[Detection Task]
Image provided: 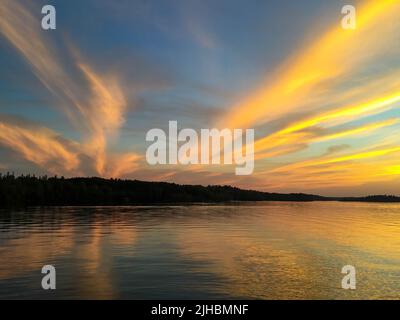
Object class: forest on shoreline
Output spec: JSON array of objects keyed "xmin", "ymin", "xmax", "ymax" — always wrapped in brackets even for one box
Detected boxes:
[{"xmin": 0, "ymin": 173, "xmax": 399, "ymax": 207}]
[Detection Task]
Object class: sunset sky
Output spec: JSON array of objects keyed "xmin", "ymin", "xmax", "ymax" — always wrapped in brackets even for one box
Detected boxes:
[{"xmin": 0, "ymin": 0, "xmax": 400, "ymax": 196}]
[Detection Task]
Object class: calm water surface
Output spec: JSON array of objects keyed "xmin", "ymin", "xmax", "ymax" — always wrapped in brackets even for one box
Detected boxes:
[{"xmin": 1, "ymin": 202, "xmax": 400, "ymax": 299}]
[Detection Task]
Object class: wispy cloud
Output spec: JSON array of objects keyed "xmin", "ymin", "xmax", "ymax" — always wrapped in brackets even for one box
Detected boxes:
[
  {"xmin": 0, "ymin": 0, "xmax": 138, "ymax": 177},
  {"xmin": 221, "ymin": 0, "xmax": 400, "ymax": 129},
  {"xmin": 0, "ymin": 117, "xmax": 80, "ymax": 174},
  {"xmin": 77, "ymin": 63, "xmax": 127, "ymax": 175},
  {"xmin": 214, "ymin": 0, "xmax": 400, "ymax": 193}
]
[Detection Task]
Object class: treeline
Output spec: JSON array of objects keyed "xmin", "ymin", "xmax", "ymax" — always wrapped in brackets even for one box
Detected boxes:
[
  {"xmin": 338, "ymin": 195, "xmax": 400, "ymax": 203},
  {"xmin": 0, "ymin": 173, "xmax": 325, "ymax": 207},
  {"xmin": 0, "ymin": 173, "xmax": 399, "ymax": 207}
]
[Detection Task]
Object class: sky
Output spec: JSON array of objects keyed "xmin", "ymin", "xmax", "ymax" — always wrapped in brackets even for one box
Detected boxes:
[{"xmin": 0, "ymin": 0, "xmax": 399, "ymax": 196}]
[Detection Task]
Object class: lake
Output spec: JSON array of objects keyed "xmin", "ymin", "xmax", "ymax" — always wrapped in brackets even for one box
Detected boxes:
[{"xmin": 0, "ymin": 201, "xmax": 400, "ymax": 299}]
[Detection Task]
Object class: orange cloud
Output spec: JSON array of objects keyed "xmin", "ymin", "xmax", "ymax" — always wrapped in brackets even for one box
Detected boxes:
[
  {"xmin": 254, "ymin": 109, "xmax": 400, "ymax": 158},
  {"xmin": 221, "ymin": 0, "xmax": 400, "ymax": 129},
  {"xmin": 106, "ymin": 152, "xmax": 141, "ymax": 178},
  {"xmin": 77, "ymin": 64, "xmax": 128, "ymax": 176},
  {"xmin": 0, "ymin": 120, "xmax": 80, "ymax": 174}
]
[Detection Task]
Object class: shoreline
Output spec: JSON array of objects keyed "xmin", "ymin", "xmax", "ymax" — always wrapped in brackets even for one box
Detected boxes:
[{"xmin": 1, "ymin": 174, "xmax": 399, "ymax": 207}]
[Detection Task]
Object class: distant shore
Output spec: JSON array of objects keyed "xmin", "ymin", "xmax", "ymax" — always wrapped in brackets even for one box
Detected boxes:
[{"xmin": 0, "ymin": 174, "xmax": 399, "ymax": 207}]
